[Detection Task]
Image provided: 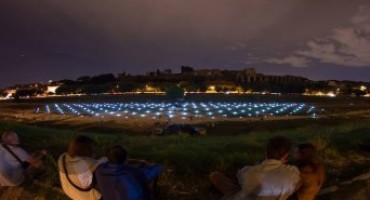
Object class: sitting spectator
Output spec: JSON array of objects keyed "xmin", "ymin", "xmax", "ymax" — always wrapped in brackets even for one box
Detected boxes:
[
  {"xmin": 293, "ymin": 143, "xmax": 325, "ymax": 200},
  {"xmin": 95, "ymin": 145, "xmax": 162, "ymax": 200},
  {"xmin": 210, "ymin": 136, "xmax": 301, "ymax": 200},
  {"xmin": 0, "ymin": 131, "xmax": 46, "ymax": 186},
  {"xmin": 58, "ymin": 135, "xmax": 106, "ymax": 200}
]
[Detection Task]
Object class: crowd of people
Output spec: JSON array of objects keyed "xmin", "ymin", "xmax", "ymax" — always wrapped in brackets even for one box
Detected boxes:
[{"xmin": 0, "ymin": 131, "xmax": 325, "ymax": 200}]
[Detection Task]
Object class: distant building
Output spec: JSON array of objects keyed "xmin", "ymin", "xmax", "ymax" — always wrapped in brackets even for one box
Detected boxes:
[
  {"xmin": 140, "ymin": 67, "xmax": 309, "ymax": 86},
  {"xmin": 3, "ymin": 89, "xmax": 17, "ymax": 98},
  {"xmin": 193, "ymin": 69, "xmax": 222, "ymax": 77},
  {"xmin": 46, "ymin": 85, "xmax": 60, "ymax": 94},
  {"xmin": 207, "ymin": 81, "xmax": 237, "ymax": 92},
  {"xmin": 327, "ymin": 80, "xmax": 346, "ymax": 89},
  {"xmin": 237, "ymin": 68, "xmax": 308, "ymax": 84}
]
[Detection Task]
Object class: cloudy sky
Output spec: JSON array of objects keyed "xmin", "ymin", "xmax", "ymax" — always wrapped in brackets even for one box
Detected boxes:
[{"xmin": 0, "ymin": 0, "xmax": 370, "ymax": 88}]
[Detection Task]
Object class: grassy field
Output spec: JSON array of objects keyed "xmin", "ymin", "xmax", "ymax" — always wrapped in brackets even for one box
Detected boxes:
[
  {"xmin": 0, "ymin": 94, "xmax": 369, "ymax": 199},
  {"xmin": 1, "ymin": 117, "xmax": 370, "ymax": 199}
]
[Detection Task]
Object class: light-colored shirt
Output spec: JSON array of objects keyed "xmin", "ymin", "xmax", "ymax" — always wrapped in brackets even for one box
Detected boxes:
[
  {"xmin": 0, "ymin": 144, "xmax": 30, "ymax": 186},
  {"xmin": 57, "ymin": 153, "xmax": 107, "ymax": 200},
  {"xmin": 232, "ymin": 159, "xmax": 301, "ymax": 200}
]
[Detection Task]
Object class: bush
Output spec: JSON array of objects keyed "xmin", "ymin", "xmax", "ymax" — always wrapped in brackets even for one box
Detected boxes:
[{"xmin": 166, "ymin": 86, "xmax": 185, "ymax": 100}]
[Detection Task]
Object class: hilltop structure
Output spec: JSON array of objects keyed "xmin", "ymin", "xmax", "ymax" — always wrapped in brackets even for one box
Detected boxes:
[{"xmin": 118, "ymin": 67, "xmax": 308, "ymax": 84}]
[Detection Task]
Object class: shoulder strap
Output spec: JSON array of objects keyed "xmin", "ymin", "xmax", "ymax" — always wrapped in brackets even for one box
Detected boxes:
[
  {"xmin": 1, "ymin": 144, "xmax": 24, "ymax": 166},
  {"xmin": 62, "ymin": 154, "xmax": 96, "ymax": 192}
]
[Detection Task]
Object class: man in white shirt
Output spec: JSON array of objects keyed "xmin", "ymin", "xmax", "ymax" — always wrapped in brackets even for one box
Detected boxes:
[
  {"xmin": 0, "ymin": 131, "xmax": 45, "ymax": 186},
  {"xmin": 210, "ymin": 136, "xmax": 301, "ymax": 200}
]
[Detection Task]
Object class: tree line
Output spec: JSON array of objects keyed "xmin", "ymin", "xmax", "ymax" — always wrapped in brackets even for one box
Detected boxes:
[{"xmin": 2, "ymin": 72, "xmax": 368, "ymax": 98}]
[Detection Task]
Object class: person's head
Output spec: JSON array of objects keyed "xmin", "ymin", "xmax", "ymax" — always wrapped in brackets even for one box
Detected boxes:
[
  {"xmin": 293, "ymin": 143, "xmax": 317, "ymax": 162},
  {"xmin": 266, "ymin": 136, "xmax": 292, "ymax": 162},
  {"xmin": 293, "ymin": 143, "xmax": 320, "ymax": 171},
  {"xmin": 2, "ymin": 131, "xmax": 19, "ymax": 145},
  {"xmin": 67, "ymin": 135, "xmax": 96, "ymax": 158},
  {"xmin": 106, "ymin": 145, "xmax": 128, "ymax": 164}
]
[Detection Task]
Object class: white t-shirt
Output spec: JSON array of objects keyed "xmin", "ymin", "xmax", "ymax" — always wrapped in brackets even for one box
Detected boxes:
[
  {"xmin": 58, "ymin": 153, "xmax": 107, "ymax": 200},
  {"xmin": 0, "ymin": 144, "xmax": 30, "ymax": 186},
  {"xmin": 232, "ymin": 159, "xmax": 301, "ymax": 200}
]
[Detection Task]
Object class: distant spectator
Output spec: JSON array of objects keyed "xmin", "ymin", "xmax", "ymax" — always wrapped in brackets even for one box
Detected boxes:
[
  {"xmin": 210, "ymin": 136, "xmax": 301, "ymax": 200},
  {"xmin": 0, "ymin": 131, "xmax": 46, "ymax": 186},
  {"xmin": 293, "ymin": 143, "xmax": 325, "ymax": 200},
  {"xmin": 58, "ymin": 135, "xmax": 107, "ymax": 200},
  {"xmin": 95, "ymin": 145, "xmax": 162, "ymax": 200}
]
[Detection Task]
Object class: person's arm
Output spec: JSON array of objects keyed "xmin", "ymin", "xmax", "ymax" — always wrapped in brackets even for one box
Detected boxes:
[
  {"xmin": 26, "ymin": 149, "xmax": 47, "ymax": 168},
  {"xmin": 294, "ymin": 178, "xmax": 303, "ymax": 192},
  {"xmin": 317, "ymin": 165, "xmax": 325, "ymax": 188},
  {"xmin": 237, "ymin": 166, "xmax": 250, "ymax": 186},
  {"xmin": 88, "ymin": 157, "xmax": 108, "ymax": 172},
  {"xmin": 293, "ymin": 167, "xmax": 303, "ymax": 192},
  {"xmin": 138, "ymin": 164, "xmax": 163, "ymax": 182}
]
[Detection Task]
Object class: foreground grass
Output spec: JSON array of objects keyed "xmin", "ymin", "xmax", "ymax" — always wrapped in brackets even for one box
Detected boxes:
[{"xmin": 1, "ymin": 119, "xmax": 370, "ymax": 199}]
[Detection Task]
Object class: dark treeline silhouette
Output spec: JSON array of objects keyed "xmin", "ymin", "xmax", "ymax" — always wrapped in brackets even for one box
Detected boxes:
[{"xmin": 1, "ymin": 67, "xmax": 369, "ymax": 98}]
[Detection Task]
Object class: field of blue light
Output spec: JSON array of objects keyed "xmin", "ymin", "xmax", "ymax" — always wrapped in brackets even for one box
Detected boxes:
[{"xmin": 40, "ymin": 102, "xmax": 317, "ymax": 120}]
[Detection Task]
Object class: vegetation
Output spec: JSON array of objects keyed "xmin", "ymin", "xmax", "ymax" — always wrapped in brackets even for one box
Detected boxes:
[
  {"xmin": 1, "ymin": 118, "xmax": 370, "ymax": 199},
  {"xmin": 165, "ymin": 86, "xmax": 185, "ymax": 100}
]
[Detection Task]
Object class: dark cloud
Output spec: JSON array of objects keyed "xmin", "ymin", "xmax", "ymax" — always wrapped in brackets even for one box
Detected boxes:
[{"xmin": 0, "ymin": 0, "xmax": 369, "ymax": 88}]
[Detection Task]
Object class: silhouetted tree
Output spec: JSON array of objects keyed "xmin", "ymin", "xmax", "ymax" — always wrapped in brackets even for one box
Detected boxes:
[
  {"xmin": 166, "ymin": 86, "xmax": 185, "ymax": 100},
  {"xmin": 14, "ymin": 88, "xmax": 39, "ymax": 97},
  {"xmin": 80, "ymin": 83, "xmax": 115, "ymax": 94},
  {"xmin": 76, "ymin": 76, "xmax": 91, "ymax": 83},
  {"xmin": 181, "ymin": 66, "xmax": 194, "ymax": 74},
  {"xmin": 117, "ymin": 82, "xmax": 142, "ymax": 93},
  {"xmin": 56, "ymin": 85, "xmax": 78, "ymax": 95},
  {"xmin": 90, "ymin": 74, "xmax": 116, "ymax": 84},
  {"xmin": 191, "ymin": 76, "xmax": 207, "ymax": 92},
  {"xmin": 352, "ymin": 89, "xmax": 367, "ymax": 97}
]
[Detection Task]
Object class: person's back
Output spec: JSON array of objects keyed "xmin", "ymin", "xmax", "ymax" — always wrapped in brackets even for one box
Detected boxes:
[
  {"xmin": 297, "ymin": 164, "xmax": 324, "ymax": 200},
  {"xmin": 0, "ymin": 131, "xmax": 47, "ymax": 186},
  {"xmin": 58, "ymin": 153, "xmax": 102, "ymax": 200},
  {"xmin": 210, "ymin": 136, "xmax": 301, "ymax": 200},
  {"xmin": 58, "ymin": 135, "xmax": 105, "ymax": 200},
  {"xmin": 95, "ymin": 146, "xmax": 162, "ymax": 200},
  {"xmin": 234, "ymin": 159, "xmax": 300, "ymax": 200},
  {"xmin": 0, "ymin": 142, "xmax": 30, "ymax": 186},
  {"xmin": 293, "ymin": 143, "xmax": 325, "ymax": 200},
  {"xmin": 96, "ymin": 163, "xmax": 148, "ymax": 200}
]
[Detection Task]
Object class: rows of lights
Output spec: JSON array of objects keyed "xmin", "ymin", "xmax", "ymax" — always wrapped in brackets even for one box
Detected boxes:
[{"xmin": 40, "ymin": 102, "xmax": 317, "ymax": 120}]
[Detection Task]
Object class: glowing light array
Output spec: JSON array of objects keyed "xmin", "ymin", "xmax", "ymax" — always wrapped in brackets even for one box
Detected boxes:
[{"xmin": 41, "ymin": 102, "xmax": 317, "ymax": 120}]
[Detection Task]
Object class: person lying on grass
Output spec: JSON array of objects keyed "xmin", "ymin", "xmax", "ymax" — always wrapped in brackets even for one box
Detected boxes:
[
  {"xmin": 95, "ymin": 145, "xmax": 162, "ymax": 200},
  {"xmin": 0, "ymin": 131, "xmax": 47, "ymax": 186},
  {"xmin": 58, "ymin": 135, "xmax": 107, "ymax": 200},
  {"xmin": 210, "ymin": 136, "xmax": 302, "ymax": 200}
]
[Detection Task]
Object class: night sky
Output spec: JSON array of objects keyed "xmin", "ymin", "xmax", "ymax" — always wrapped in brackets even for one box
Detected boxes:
[{"xmin": 1, "ymin": 0, "xmax": 370, "ymax": 89}]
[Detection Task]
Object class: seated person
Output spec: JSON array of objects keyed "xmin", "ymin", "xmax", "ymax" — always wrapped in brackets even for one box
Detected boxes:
[
  {"xmin": 293, "ymin": 143, "xmax": 325, "ymax": 200},
  {"xmin": 0, "ymin": 131, "xmax": 46, "ymax": 186},
  {"xmin": 95, "ymin": 145, "xmax": 162, "ymax": 200},
  {"xmin": 58, "ymin": 135, "xmax": 107, "ymax": 200},
  {"xmin": 210, "ymin": 136, "xmax": 301, "ymax": 200}
]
